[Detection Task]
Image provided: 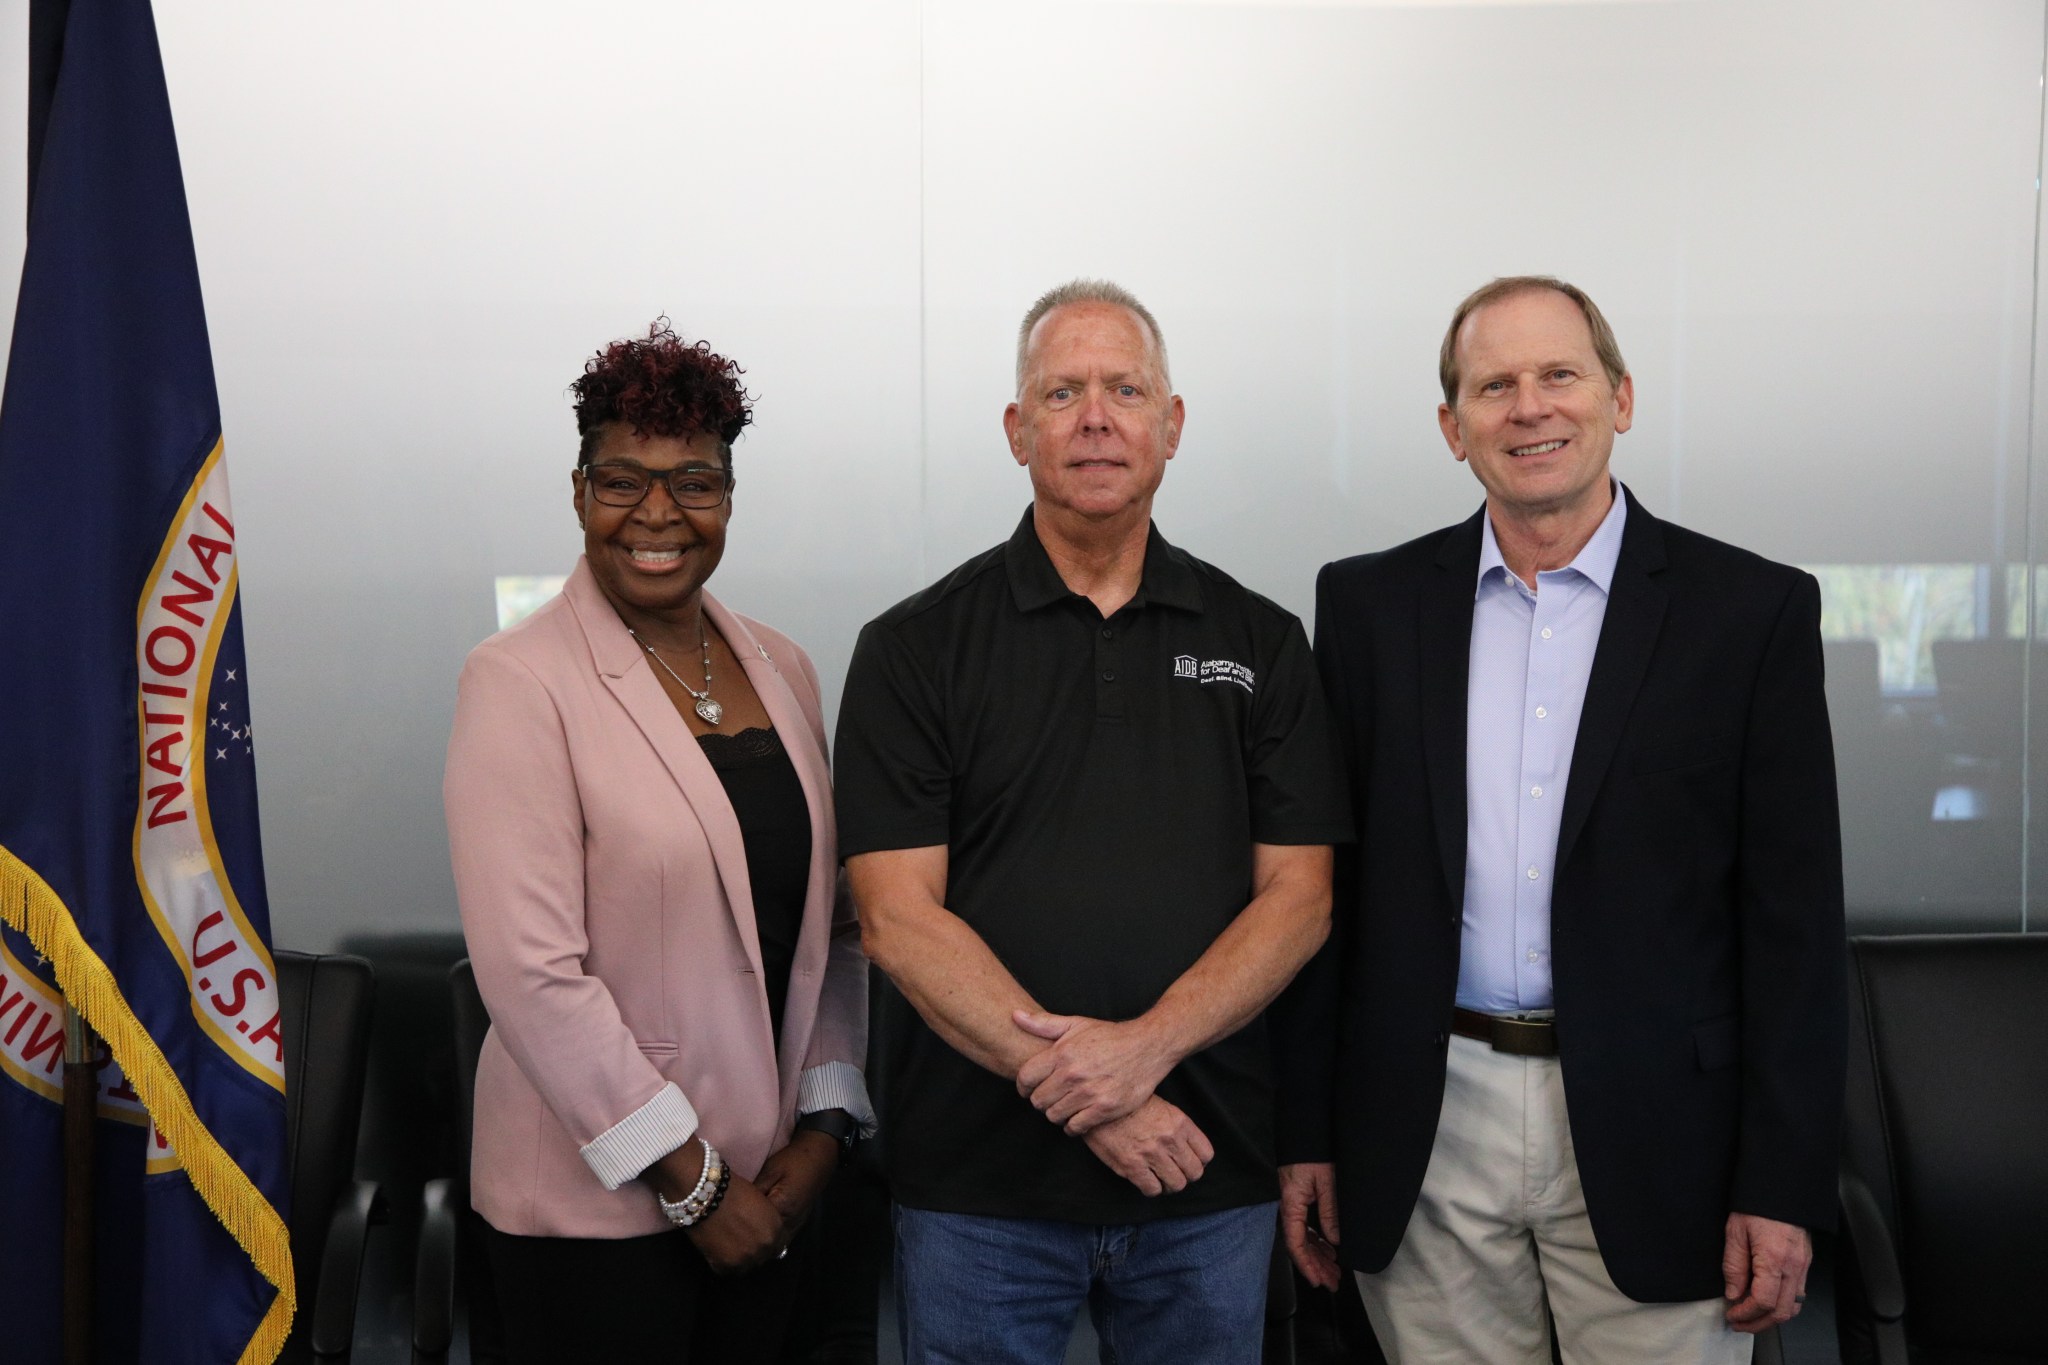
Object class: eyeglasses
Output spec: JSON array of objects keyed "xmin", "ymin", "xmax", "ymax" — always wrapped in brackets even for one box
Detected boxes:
[{"xmin": 578, "ymin": 462, "xmax": 734, "ymax": 509}]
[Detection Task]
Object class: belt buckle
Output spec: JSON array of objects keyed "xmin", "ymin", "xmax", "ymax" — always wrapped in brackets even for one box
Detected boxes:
[{"xmin": 1490, "ymin": 1012, "xmax": 1556, "ymax": 1058}]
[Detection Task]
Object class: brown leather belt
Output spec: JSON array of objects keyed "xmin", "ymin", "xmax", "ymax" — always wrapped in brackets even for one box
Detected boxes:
[{"xmin": 1451, "ymin": 1007, "xmax": 1558, "ymax": 1057}]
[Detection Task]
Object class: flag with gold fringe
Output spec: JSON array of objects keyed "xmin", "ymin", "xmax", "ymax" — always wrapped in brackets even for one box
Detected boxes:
[{"xmin": 0, "ymin": 0, "xmax": 294, "ymax": 1359}]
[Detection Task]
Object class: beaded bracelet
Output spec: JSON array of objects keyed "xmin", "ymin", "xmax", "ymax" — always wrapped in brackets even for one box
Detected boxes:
[
  {"xmin": 656, "ymin": 1137, "xmax": 726, "ymax": 1227},
  {"xmin": 694, "ymin": 1157, "xmax": 733, "ymax": 1223}
]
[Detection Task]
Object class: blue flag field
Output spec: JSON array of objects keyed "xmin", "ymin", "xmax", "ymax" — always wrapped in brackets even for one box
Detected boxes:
[{"xmin": 0, "ymin": 0, "xmax": 295, "ymax": 1359}]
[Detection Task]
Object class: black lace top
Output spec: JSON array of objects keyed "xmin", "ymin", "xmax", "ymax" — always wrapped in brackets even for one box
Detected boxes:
[{"xmin": 696, "ymin": 727, "xmax": 812, "ymax": 1040}]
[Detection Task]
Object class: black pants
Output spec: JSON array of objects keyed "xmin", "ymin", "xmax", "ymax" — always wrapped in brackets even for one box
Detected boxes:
[{"xmin": 484, "ymin": 1220, "xmax": 806, "ymax": 1364}]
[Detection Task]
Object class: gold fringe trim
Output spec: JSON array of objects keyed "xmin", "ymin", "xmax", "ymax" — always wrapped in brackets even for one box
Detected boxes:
[{"xmin": 0, "ymin": 844, "xmax": 296, "ymax": 1364}]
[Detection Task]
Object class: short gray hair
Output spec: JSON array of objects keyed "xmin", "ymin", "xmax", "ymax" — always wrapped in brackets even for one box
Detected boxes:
[
  {"xmin": 1439, "ymin": 275, "xmax": 1628, "ymax": 407},
  {"xmin": 1014, "ymin": 279, "xmax": 1171, "ymax": 394}
]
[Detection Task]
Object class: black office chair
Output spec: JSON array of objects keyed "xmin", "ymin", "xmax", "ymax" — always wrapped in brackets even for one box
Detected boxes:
[
  {"xmin": 411, "ymin": 957, "xmax": 498, "ymax": 1364},
  {"xmin": 273, "ymin": 949, "xmax": 379, "ymax": 1365},
  {"xmin": 1836, "ymin": 933, "xmax": 2048, "ymax": 1364}
]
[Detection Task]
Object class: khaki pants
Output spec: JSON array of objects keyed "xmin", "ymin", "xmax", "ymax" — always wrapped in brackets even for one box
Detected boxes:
[{"xmin": 1356, "ymin": 1034, "xmax": 1752, "ymax": 1365}]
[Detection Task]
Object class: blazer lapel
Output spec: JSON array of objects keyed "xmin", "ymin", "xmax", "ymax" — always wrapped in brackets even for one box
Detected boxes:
[
  {"xmin": 702, "ymin": 595, "xmax": 838, "ymax": 1081},
  {"xmin": 567, "ymin": 562, "xmax": 767, "ymax": 981},
  {"xmin": 1422, "ymin": 511, "xmax": 1485, "ymax": 909},
  {"xmin": 1555, "ymin": 492, "xmax": 1670, "ymax": 871}
]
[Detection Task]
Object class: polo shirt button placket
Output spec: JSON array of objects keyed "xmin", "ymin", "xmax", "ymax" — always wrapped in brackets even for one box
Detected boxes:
[{"xmin": 1095, "ymin": 612, "xmax": 1124, "ymax": 718}]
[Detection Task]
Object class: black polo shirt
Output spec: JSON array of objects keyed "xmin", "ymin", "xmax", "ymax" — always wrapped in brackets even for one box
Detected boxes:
[{"xmin": 835, "ymin": 507, "xmax": 1351, "ymax": 1223}]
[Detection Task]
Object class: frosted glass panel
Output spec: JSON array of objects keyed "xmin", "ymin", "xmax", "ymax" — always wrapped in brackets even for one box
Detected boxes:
[
  {"xmin": 97, "ymin": 0, "xmax": 922, "ymax": 950},
  {"xmin": 921, "ymin": 0, "xmax": 2045, "ymax": 929},
  {"xmin": 2, "ymin": 0, "xmax": 2042, "ymax": 943}
]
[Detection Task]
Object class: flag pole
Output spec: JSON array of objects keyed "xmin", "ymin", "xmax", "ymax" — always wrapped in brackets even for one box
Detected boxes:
[{"xmin": 62, "ymin": 1006, "xmax": 97, "ymax": 1365}]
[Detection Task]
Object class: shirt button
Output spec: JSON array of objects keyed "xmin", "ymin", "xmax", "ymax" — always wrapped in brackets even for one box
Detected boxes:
[
  {"xmin": 1540, "ymin": 627, "xmax": 1553, "ymax": 639},
  {"xmin": 1535, "ymin": 706, "xmax": 1548, "ymax": 719},
  {"xmin": 1101, "ymin": 670, "xmax": 1116, "ymax": 682},
  {"xmin": 1527, "ymin": 949, "xmax": 1540, "ymax": 963},
  {"xmin": 1101, "ymin": 626, "xmax": 1115, "ymax": 639},
  {"xmin": 1527, "ymin": 866, "xmax": 1540, "ymax": 881},
  {"xmin": 1530, "ymin": 786, "xmax": 1543, "ymax": 798}
]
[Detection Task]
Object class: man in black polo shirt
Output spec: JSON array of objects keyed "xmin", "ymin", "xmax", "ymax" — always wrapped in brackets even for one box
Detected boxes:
[{"xmin": 835, "ymin": 279, "xmax": 1351, "ymax": 1363}]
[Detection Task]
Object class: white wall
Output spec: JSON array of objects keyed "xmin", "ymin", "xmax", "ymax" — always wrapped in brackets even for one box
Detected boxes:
[{"xmin": 5, "ymin": 0, "xmax": 2045, "ymax": 947}]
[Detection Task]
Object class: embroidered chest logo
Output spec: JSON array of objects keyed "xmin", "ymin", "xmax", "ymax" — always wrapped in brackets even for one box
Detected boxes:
[{"xmin": 1172, "ymin": 654, "xmax": 1255, "ymax": 694}]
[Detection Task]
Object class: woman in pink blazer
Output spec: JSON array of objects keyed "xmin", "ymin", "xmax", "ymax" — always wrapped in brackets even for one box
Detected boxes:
[{"xmin": 443, "ymin": 321, "xmax": 871, "ymax": 1363}]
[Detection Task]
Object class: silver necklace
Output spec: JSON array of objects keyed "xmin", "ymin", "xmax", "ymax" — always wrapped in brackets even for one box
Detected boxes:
[{"xmin": 629, "ymin": 623, "xmax": 723, "ymax": 726}]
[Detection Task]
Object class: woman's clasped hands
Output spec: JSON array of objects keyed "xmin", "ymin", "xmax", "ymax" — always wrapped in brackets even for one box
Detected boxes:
[{"xmin": 649, "ymin": 1131, "xmax": 839, "ymax": 1274}]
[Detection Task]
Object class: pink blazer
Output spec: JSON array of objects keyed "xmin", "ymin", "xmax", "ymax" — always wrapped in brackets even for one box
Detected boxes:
[{"xmin": 444, "ymin": 559, "xmax": 867, "ymax": 1238}]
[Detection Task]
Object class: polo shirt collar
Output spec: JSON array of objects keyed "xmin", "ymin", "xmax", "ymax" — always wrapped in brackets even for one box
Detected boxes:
[
  {"xmin": 1003, "ymin": 506, "xmax": 1204, "ymax": 614},
  {"xmin": 1475, "ymin": 478, "xmax": 1630, "ymax": 599}
]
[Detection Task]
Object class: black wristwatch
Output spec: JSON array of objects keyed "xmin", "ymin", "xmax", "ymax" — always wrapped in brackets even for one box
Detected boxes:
[{"xmin": 794, "ymin": 1108, "xmax": 859, "ymax": 1165}]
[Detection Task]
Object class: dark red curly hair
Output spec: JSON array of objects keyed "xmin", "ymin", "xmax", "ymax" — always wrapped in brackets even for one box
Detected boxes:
[{"xmin": 571, "ymin": 317, "xmax": 754, "ymax": 468}]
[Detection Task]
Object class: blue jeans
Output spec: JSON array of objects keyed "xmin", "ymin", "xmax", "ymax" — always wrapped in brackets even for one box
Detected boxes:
[{"xmin": 893, "ymin": 1201, "xmax": 1278, "ymax": 1365}]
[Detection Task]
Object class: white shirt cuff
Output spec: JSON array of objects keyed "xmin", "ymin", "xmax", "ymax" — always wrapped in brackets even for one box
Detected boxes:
[
  {"xmin": 579, "ymin": 1082, "xmax": 700, "ymax": 1190},
  {"xmin": 797, "ymin": 1061, "xmax": 878, "ymax": 1138}
]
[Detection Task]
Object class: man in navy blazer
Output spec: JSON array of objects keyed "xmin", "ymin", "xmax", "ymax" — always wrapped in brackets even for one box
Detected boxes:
[{"xmin": 1275, "ymin": 276, "xmax": 1845, "ymax": 1363}]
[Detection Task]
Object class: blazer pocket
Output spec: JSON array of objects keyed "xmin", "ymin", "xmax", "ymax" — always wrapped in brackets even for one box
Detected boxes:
[
  {"xmin": 1692, "ymin": 1014, "xmax": 1739, "ymax": 1071},
  {"xmin": 636, "ymin": 1040, "xmax": 678, "ymax": 1057},
  {"xmin": 1632, "ymin": 731, "xmax": 1737, "ymax": 777}
]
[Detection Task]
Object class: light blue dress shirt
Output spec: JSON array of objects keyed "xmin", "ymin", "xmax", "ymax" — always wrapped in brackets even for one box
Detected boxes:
[{"xmin": 1457, "ymin": 483, "xmax": 1629, "ymax": 1013}]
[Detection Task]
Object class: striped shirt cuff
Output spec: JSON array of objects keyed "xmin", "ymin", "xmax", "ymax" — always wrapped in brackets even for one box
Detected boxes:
[
  {"xmin": 579, "ymin": 1082, "xmax": 700, "ymax": 1190},
  {"xmin": 797, "ymin": 1061, "xmax": 878, "ymax": 1138}
]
